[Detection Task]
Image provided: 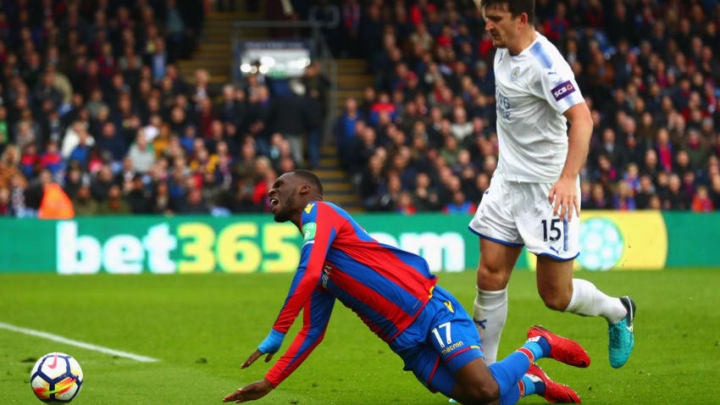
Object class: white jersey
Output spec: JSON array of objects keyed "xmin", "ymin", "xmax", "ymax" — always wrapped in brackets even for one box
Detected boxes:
[{"xmin": 493, "ymin": 33, "xmax": 584, "ymax": 183}]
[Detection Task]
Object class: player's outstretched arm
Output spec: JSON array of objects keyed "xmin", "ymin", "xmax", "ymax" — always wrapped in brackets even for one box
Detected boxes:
[
  {"xmin": 224, "ymin": 203, "xmax": 336, "ymax": 402},
  {"xmin": 265, "ymin": 289, "xmax": 335, "ymax": 386},
  {"xmin": 223, "ymin": 290, "xmax": 335, "ymax": 402},
  {"xmin": 241, "ymin": 202, "xmax": 336, "ymax": 371}
]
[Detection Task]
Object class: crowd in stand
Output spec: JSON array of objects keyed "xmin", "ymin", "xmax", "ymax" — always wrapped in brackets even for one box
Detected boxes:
[
  {"xmin": 2, "ymin": 0, "xmax": 720, "ymax": 218},
  {"xmin": 0, "ymin": 0, "xmax": 329, "ymax": 217},
  {"xmin": 331, "ymin": 0, "xmax": 720, "ymax": 213}
]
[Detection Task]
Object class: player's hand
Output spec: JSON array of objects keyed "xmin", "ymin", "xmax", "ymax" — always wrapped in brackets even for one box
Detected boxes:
[
  {"xmin": 223, "ymin": 379, "xmax": 274, "ymax": 403},
  {"xmin": 548, "ymin": 176, "xmax": 579, "ymax": 220},
  {"xmin": 240, "ymin": 350, "xmax": 274, "ymax": 369}
]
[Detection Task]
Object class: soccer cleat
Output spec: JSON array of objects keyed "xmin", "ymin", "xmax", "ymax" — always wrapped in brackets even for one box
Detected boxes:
[
  {"xmin": 527, "ymin": 325, "xmax": 590, "ymax": 368},
  {"xmin": 526, "ymin": 363, "xmax": 581, "ymax": 403},
  {"xmin": 609, "ymin": 296, "xmax": 636, "ymax": 368}
]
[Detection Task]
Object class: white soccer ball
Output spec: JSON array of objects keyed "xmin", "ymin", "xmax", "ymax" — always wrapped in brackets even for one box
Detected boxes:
[{"xmin": 30, "ymin": 352, "xmax": 83, "ymax": 403}]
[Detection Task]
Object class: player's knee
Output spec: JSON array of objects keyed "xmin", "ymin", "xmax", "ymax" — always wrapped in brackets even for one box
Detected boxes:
[
  {"xmin": 540, "ymin": 290, "xmax": 571, "ymax": 311},
  {"xmin": 476, "ymin": 263, "xmax": 507, "ymax": 290}
]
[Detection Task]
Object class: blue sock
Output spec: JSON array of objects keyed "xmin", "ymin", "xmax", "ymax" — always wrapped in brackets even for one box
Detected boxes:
[
  {"xmin": 522, "ymin": 336, "xmax": 550, "ymax": 360},
  {"xmin": 488, "ymin": 351, "xmax": 531, "ymax": 397},
  {"xmin": 500, "ymin": 374, "xmax": 545, "ymax": 405},
  {"xmin": 498, "ymin": 375, "xmax": 546, "ymax": 405},
  {"xmin": 499, "ymin": 382, "xmax": 520, "ymax": 405},
  {"xmin": 520, "ymin": 375, "xmax": 544, "ymax": 396}
]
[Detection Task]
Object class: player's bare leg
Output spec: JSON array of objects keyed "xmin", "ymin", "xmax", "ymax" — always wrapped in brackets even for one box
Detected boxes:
[
  {"xmin": 536, "ymin": 256, "xmax": 636, "ymax": 368},
  {"xmin": 474, "ymin": 238, "xmax": 522, "ymax": 364},
  {"xmin": 535, "ymin": 257, "xmax": 574, "ymax": 310}
]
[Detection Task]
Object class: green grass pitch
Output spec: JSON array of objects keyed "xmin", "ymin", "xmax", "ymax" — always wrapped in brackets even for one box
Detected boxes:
[{"xmin": 1, "ymin": 269, "xmax": 719, "ymax": 404}]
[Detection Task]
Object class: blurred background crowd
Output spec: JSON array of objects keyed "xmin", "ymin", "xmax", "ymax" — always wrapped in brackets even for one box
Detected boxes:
[
  {"xmin": 329, "ymin": 0, "xmax": 720, "ymax": 213},
  {"xmin": 0, "ymin": 0, "xmax": 328, "ymax": 217},
  {"xmin": 0, "ymin": 0, "xmax": 719, "ymax": 217}
]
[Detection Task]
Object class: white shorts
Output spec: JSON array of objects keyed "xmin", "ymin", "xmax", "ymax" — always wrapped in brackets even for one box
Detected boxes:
[{"xmin": 468, "ymin": 172, "xmax": 580, "ymax": 261}]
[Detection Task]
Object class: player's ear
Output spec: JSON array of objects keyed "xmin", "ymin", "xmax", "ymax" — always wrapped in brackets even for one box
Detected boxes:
[
  {"xmin": 517, "ymin": 12, "xmax": 528, "ymax": 26},
  {"xmin": 298, "ymin": 183, "xmax": 311, "ymax": 196}
]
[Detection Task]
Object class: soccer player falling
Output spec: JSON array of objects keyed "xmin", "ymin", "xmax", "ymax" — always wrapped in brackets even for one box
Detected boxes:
[
  {"xmin": 224, "ymin": 171, "xmax": 588, "ymax": 404},
  {"xmin": 468, "ymin": 0, "xmax": 635, "ymax": 368}
]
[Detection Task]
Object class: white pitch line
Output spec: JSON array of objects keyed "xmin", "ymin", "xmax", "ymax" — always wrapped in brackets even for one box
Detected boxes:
[{"xmin": 0, "ymin": 321, "xmax": 159, "ymax": 363}]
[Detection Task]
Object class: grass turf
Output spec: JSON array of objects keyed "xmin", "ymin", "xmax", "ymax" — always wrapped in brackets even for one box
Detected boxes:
[{"xmin": 1, "ymin": 269, "xmax": 719, "ymax": 404}]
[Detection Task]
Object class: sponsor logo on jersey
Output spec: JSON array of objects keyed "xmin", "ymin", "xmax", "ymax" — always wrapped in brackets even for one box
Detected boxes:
[
  {"xmin": 441, "ymin": 341, "xmax": 464, "ymax": 355},
  {"xmin": 551, "ymin": 81, "xmax": 575, "ymax": 101},
  {"xmin": 302, "ymin": 222, "xmax": 316, "ymax": 242}
]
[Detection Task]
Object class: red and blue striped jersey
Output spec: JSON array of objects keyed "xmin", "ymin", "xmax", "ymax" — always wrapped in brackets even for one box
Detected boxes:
[{"xmin": 265, "ymin": 201, "xmax": 437, "ymax": 386}]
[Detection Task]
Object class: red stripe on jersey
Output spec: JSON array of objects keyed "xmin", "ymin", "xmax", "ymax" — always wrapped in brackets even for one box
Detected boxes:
[
  {"xmin": 336, "ymin": 242, "xmax": 435, "ymax": 303},
  {"xmin": 427, "ymin": 354, "xmax": 441, "ymax": 393},
  {"xmin": 330, "ymin": 266, "xmax": 416, "ymax": 341},
  {"xmin": 445, "ymin": 346, "xmax": 474, "ymax": 363},
  {"xmin": 388, "ymin": 298, "xmax": 430, "ymax": 341}
]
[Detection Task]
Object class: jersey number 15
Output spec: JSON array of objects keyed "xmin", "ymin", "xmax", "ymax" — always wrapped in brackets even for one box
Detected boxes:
[{"xmin": 541, "ymin": 219, "xmax": 562, "ymax": 242}]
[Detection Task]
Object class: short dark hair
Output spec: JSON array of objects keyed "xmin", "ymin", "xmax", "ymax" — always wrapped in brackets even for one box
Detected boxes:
[
  {"xmin": 293, "ymin": 170, "xmax": 324, "ymax": 196},
  {"xmin": 481, "ymin": 0, "xmax": 535, "ymax": 23}
]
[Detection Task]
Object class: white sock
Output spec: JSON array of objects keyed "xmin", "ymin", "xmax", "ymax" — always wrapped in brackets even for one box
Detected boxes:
[
  {"xmin": 565, "ymin": 279, "xmax": 627, "ymax": 324},
  {"xmin": 473, "ymin": 287, "xmax": 508, "ymax": 365}
]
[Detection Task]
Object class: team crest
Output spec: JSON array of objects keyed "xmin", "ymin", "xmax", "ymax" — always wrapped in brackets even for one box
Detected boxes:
[
  {"xmin": 304, "ymin": 203, "xmax": 315, "ymax": 214},
  {"xmin": 511, "ymin": 66, "xmax": 520, "ymax": 81}
]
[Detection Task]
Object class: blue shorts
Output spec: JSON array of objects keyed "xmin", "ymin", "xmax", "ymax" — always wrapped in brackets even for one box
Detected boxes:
[{"xmin": 391, "ymin": 286, "xmax": 484, "ymax": 397}]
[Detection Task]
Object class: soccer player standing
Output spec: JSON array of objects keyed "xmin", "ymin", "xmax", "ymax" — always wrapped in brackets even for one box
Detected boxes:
[
  {"xmin": 223, "ymin": 170, "xmax": 590, "ymax": 404},
  {"xmin": 468, "ymin": 0, "xmax": 635, "ymax": 368}
]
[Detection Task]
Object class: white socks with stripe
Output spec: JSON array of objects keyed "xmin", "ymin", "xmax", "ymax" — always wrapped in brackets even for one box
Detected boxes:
[
  {"xmin": 473, "ymin": 287, "xmax": 508, "ymax": 365},
  {"xmin": 565, "ymin": 279, "xmax": 627, "ymax": 324},
  {"xmin": 474, "ymin": 279, "xmax": 626, "ymax": 365}
]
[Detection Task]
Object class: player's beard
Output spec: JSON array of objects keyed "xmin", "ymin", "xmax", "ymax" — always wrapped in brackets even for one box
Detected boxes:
[{"xmin": 273, "ymin": 193, "xmax": 296, "ymax": 223}]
